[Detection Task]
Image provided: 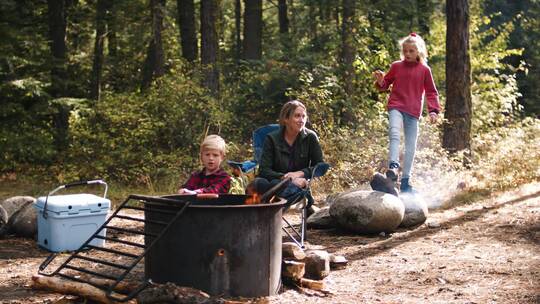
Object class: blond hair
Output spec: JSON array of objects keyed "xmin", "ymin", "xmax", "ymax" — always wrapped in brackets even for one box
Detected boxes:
[
  {"xmin": 200, "ymin": 135, "xmax": 227, "ymax": 156},
  {"xmin": 278, "ymin": 100, "xmax": 307, "ymax": 126},
  {"xmin": 399, "ymin": 33, "xmax": 428, "ymax": 64}
]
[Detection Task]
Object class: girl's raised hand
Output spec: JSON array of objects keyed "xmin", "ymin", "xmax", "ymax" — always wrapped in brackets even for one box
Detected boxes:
[{"xmin": 372, "ymin": 70, "xmax": 385, "ymax": 86}]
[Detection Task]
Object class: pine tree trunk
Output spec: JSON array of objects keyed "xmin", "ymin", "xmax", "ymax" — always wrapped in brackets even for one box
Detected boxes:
[
  {"xmin": 90, "ymin": 0, "xmax": 107, "ymax": 100},
  {"xmin": 201, "ymin": 0, "xmax": 219, "ymax": 94},
  {"xmin": 340, "ymin": 0, "xmax": 356, "ymax": 124},
  {"xmin": 235, "ymin": 0, "xmax": 241, "ymax": 62},
  {"xmin": 141, "ymin": 0, "xmax": 166, "ymax": 90},
  {"xmin": 177, "ymin": 0, "xmax": 197, "ymax": 61},
  {"xmin": 278, "ymin": 0, "xmax": 290, "ymax": 53},
  {"xmin": 242, "ymin": 0, "xmax": 262, "ymax": 60},
  {"xmin": 47, "ymin": 0, "xmax": 69, "ymax": 152},
  {"xmin": 443, "ymin": 0, "xmax": 472, "ymax": 153}
]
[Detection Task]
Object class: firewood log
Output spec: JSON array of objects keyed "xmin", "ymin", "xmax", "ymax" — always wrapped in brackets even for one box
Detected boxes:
[
  {"xmin": 304, "ymin": 250, "xmax": 330, "ymax": 280},
  {"xmin": 136, "ymin": 282, "xmax": 211, "ymax": 304},
  {"xmin": 31, "ymin": 275, "xmax": 135, "ymax": 304},
  {"xmin": 329, "ymin": 254, "xmax": 348, "ymax": 270},
  {"xmin": 298, "ymin": 277, "xmax": 325, "ymax": 291},
  {"xmin": 281, "ymin": 260, "xmax": 305, "ymax": 280},
  {"xmin": 282, "ymin": 242, "xmax": 306, "ymax": 260}
]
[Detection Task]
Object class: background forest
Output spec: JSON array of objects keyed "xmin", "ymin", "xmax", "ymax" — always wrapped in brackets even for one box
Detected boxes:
[{"xmin": 0, "ymin": 0, "xmax": 539, "ymax": 200}]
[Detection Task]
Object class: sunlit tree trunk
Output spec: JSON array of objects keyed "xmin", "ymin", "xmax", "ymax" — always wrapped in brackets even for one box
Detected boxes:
[
  {"xmin": 141, "ymin": 0, "xmax": 166, "ymax": 90},
  {"xmin": 243, "ymin": 0, "xmax": 262, "ymax": 60},
  {"xmin": 443, "ymin": 0, "xmax": 472, "ymax": 153},
  {"xmin": 90, "ymin": 0, "xmax": 107, "ymax": 100},
  {"xmin": 201, "ymin": 0, "xmax": 219, "ymax": 94},
  {"xmin": 177, "ymin": 0, "xmax": 197, "ymax": 61},
  {"xmin": 235, "ymin": 0, "xmax": 241, "ymax": 62}
]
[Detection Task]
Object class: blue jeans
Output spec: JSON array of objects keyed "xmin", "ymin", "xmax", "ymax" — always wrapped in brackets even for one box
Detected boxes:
[
  {"xmin": 388, "ymin": 109, "xmax": 419, "ymax": 179},
  {"xmin": 251, "ymin": 177, "xmax": 303, "ymax": 199}
]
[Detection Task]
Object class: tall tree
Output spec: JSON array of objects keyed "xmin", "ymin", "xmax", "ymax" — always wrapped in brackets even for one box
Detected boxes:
[
  {"xmin": 235, "ymin": 0, "xmax": 241, "ymax": 61},
  {"xmin": 201, "ymin": 0, "xmax": 219, "ymax": 94},
  {"xmin": 443, "ymin": 0, "xmax": 472, "ymax": 153},
  {"xmin": 90, "ymin": 0, "xmax": 108, "ymax": 100},
  {"xmin": 47, "ymin": 0, "xmax": 68, "ymax": 97},
  {"xmin": 47, "ymin": 0, "xmax": 70, "ymax": 151},
  {"xmin": 141, "ymin": 0, "xmax": 166, "ymax": 90},
  {"xmin": 242, "ymin": 0, "xmax": 262, "ymax": 60},
  {"xmin": 278, "ymin": 0, "xmax": 290, "ymax": 52},
  {"xmin": 340, "ymin": 0, "xmax": 355, "ymax": 123},
  {"xmin": 177, "ymin": 0, "xmax": 197, "ymax": 61}
]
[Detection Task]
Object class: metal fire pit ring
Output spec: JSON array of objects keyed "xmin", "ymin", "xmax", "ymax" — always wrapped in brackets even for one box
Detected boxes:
[{"xmin": 144, "ymin": 194, "xmax": 286, "ymax": 297}]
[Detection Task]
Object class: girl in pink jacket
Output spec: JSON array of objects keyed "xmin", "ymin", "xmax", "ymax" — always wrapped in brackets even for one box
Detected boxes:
[{"xmin": 373, "ymin": 33, "xmax": 440, "ymax": 193}]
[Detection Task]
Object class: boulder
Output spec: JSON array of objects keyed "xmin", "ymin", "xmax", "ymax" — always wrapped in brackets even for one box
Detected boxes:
[
  {"xmin": 399, "ymin": 192, "xmax": 429, "ymax": 228},
  {"xmin": 306, "ymin": 207, "xmax": 336, "ymax": 229},
  {"xmin": 0, "ymin": 196, "xmax": 37, "ymax": 237},
  {"xmin": 329, "ymin": 190, "xmax": 404, "ymax": 234}
]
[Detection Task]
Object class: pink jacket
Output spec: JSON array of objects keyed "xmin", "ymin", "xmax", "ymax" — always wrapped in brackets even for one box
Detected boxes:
[{"xmin": 376, "ymin": 60, "xmax": 440, "ymax": 119}]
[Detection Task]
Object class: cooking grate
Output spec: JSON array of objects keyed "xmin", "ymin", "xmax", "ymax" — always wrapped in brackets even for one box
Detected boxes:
[{"xmin": 38, "ymin": 194, "xmax": 190, "ymax": 302}]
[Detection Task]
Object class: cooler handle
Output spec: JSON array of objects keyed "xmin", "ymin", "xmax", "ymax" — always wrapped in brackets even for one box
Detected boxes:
[{"xmin": 42, "ymin": 179, "xmax": 108, "ymax": 219}]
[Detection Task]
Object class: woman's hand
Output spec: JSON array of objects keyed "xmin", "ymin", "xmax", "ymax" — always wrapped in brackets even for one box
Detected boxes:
[
  {"xmin": 291, "ymin": 177, "xmax": 307, "ymax": 188},
  {"xmin": 283, "ymin": 171, "xmax": 304, "ymax": 180},
  {"xmin": 372, "ymin": 70, "xmax": 385, "ymax": 86}
]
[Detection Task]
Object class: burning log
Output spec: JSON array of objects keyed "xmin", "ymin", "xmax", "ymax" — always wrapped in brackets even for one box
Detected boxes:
[
  {"xmin": 31, "ymin": 275, "xmax": 135, "ymax": 304},
  {"xmin": 282, "ymin": 260, "xmax": 305, "ymax": 281},
  {"xmin": 282, "ymin": 242, "xmax": 306, "ymax": 261}
]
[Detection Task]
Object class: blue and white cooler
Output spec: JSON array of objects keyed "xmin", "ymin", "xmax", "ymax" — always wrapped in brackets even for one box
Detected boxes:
[{"xmin": 34, "ymin": 180, "xmax": 110, "ymax": 252}]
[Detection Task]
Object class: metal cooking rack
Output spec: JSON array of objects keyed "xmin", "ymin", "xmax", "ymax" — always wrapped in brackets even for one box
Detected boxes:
[{"xmin": 38, "ymin": 194, "xmax": 190, "ymax": 302}]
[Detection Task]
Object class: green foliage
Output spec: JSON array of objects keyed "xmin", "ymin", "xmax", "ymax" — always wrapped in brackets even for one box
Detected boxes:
[
  {"xmin": 66, "ymin": 72, "xmax": 227, "ymax": 187},
  {"xmin": 0, "ymin": 78, "xmax": 56, "ymax": 171},
  {"xmin": 470, "ymin": 13, "xmax": 524, "ymax": 131}
]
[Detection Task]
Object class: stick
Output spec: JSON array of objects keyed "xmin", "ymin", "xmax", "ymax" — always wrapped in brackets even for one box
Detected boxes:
[{"xmin": 31, "ymin": 275, "xmax": 135, "ymax": 304}]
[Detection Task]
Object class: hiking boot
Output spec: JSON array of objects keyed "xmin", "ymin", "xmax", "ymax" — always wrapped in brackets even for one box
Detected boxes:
[
  {"xmin": 370, "ymin": 172, "xmax": 399, "ymax": 196},
  {"xmin": 400, "ymin": 178, "xmax": 414, "ymax": 193},
  {"xmin": 386, "ymin": 162, "xmax": 400, "ymax": 182}
]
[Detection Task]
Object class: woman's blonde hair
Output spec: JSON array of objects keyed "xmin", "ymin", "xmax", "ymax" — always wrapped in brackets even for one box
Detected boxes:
[
  {"xmin": 399, "ymin": 33, "xmax": 428, "ymax": 64},
  {"xmin": 278, "ymin": 100, "xmax": 307, "ymax": 126},
  {"xmin": 200, "ymin": 134, "xmax": 227, "ymax": 156}
]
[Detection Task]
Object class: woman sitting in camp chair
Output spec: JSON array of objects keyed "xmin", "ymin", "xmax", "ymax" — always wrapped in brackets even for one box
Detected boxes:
[{"xmin": 249, "ymin": 100, "xmax": 325, "ymax": 202}]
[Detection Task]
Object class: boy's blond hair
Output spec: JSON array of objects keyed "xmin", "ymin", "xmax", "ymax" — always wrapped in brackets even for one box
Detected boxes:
[
  {"xmin": 200, "ymin": 134, "xmax": 227, "ymax": 156},
  {"xmin": 399, "ymin": 33, "xmax": 428, "ymax": 64}
]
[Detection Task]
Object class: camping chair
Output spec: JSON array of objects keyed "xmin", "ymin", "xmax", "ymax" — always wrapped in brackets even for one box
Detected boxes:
[{"xmin": 228, "ymin": 124, "xmax": 330, "ymax": 248}]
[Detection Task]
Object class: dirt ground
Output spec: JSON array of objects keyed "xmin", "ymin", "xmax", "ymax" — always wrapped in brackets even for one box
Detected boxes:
[{"xmin": 0, "ymin": 182, "xmax": 539, "ymax": 304}]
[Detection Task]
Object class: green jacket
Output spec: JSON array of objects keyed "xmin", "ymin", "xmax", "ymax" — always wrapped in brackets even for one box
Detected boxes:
[{"xmin": 258, "ymin": 126, "xmax": 324, "ymax": 181}]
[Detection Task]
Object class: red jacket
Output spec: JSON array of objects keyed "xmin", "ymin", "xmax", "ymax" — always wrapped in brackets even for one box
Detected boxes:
[{"xmin": 376, "ymin": 60, "xmax": 440, "ymax": 118}]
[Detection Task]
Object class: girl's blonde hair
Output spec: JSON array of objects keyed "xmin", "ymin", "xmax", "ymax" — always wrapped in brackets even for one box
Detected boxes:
[
  {"xmin": 278, "ymin": 100, "xmax": 307, "ymax": 126},
  {"xmin": 399, "ymin": 33, "xmax": 428, "ymax": 64},
  {"xmin": 200, "ymin": 134, "xmax": 227, "ymax": 156}
]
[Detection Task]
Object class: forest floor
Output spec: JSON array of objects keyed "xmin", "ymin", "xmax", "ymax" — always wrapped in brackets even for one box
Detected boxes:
[{"xmin": 0, "ymin": 182, "xmax": 539, "ymax": 304}]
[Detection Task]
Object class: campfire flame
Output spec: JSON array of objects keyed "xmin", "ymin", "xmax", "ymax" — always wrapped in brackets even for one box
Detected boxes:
[{"xmin": 245, "ymin": 193, "xmax": 262, "ymax": 205}]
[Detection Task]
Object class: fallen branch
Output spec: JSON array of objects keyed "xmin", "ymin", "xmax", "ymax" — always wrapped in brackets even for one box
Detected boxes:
[{"xmin": 31, "ymin": 275, "xmax": 135, "ymax": 304}]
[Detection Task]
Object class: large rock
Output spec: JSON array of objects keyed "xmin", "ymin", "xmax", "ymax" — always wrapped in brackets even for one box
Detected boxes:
[
  {"xmin": 399, "ymin": 192, "xmax": 429, "ymax": 228},
  {"xmin": 329, "ymin": 190, "xmax": 404, "ymax": 234},
  {"xmin": 306, "ymin": 207, "xmax": 336, "ymax": 229},
  {"xmin": 0, "ymin": 196, "xmax": 37, "ymax": 238}
]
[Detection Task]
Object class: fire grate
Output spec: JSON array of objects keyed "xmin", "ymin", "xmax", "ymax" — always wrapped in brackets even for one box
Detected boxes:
[{"xmin": 38, "ymin": 194, "xmax": 190, "ymax": 302}]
